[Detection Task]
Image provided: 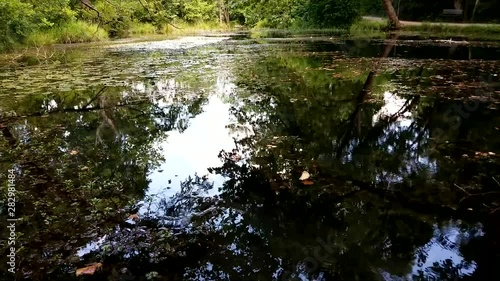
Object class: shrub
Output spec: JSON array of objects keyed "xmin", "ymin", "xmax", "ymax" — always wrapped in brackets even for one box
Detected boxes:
[
  {"xmin": 26, "ymin": 21, "xmax": 108, "ymax": 46},
  {"xmin": 53, "ymin": 21, "xmax": 108, "ymax": 44},
  {"xmin": 0, "ymin": 0, "xmax": 35, "ymax": 50},
  {"xmin": 182, "ymin": 0, "xmax": 218, "ymax": 23},
  {"xmin": 301, "ymin": 0, "xmax": 361, "ymax": 28},
  {"xmin": 25, "ymin": 32, "xmax": 57, "ymax": 47},
  {"xmin": 32, "ymin": 0, "xmax": 76, "ymax": 29},
  {"xmin": 129, "ymin": 22, "xmax": 157, "ymax": 35}
]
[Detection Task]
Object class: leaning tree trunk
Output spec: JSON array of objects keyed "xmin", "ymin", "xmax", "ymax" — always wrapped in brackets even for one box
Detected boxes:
[{"xmin": 382, "ymin": 0, "xmax": 401, "ymax": 30}]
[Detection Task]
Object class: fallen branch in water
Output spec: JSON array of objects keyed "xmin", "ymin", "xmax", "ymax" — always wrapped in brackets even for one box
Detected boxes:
[
  {"xmin": 459, "ymin": 191, "xmax": 500, "ymax": 209},
  {"xmin": 493, "ymin": 177, "xmax": 500, "ymax": 188},
  {"xmin": 453, "ymin": 183, "xmax": 470, "ymax": 195}
]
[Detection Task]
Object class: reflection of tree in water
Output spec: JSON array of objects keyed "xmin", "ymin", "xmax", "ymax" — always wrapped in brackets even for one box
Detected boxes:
[
  {"xmin": 2, "ymin": 43, "xmax": 499, "ymax": 281},
  {"xmin": 76, "ymin": 51, "xmax": 498, "ymax": 280},
  {"xmin": 172, "ymin": 53, "xmax": 499, "ymax": 280},
  {"xmin": 0, "ymin": 82, "xmax": 208, "ymax": 280}
]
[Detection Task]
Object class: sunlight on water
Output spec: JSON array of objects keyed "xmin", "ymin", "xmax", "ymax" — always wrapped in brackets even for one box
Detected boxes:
[
  {"xmin": 372, "ymin": 91, "xmax": 413, "ymax": 127},
  {"xmin": 409, "ymin": 222, "xmax": 481, "ymax": 279},
  {"xmin": 105, "ymin": 36, "xmax": 230, "ymax": 51},
  {"xmin": 147, "ymin": 95, "xmax": 235, "ymax": 198},
  {"xmin": 145, "ymin": 71, "xmax": 240, "ymax": 216}
]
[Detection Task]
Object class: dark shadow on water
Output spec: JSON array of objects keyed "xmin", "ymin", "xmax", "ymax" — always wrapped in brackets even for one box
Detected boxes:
[{"xmin": 301, "ymin": 40, "xmax": 500, "ymax": 60}]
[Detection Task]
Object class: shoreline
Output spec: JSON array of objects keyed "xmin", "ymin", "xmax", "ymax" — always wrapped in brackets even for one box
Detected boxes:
[{"xmin": 2, "ymin": 26, "xmax": 500, "ymax": 65}]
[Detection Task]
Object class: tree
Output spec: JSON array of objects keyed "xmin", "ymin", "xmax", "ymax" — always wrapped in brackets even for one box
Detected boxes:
[{"xmin": 382, "ymin": 0, "xmax": 401, "ymax": 29}]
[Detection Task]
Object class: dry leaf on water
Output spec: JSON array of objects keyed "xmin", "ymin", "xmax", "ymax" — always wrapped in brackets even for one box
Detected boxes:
[
  {"xmin": 475, "ymin": 151, "xmax": 496, "ymax": 158},
  {"xmin": 128, "ymin": 214, "xmax": 139, "ymax": 221},
  {"xmin": 301, "ymin": 179, "xmax": 314, "ymax": 186},
  {"xmin": 299, "ymin": 171, "xmax": 310, "ymax": 181},
  {"xmin": 76, "ymin": 262, "xmax": 102, "ymax": 276}
]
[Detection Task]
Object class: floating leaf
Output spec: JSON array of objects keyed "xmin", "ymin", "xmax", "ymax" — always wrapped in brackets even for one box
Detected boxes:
[
  {"xmin": 301, "ymin": 179, "xmax": 314, "ymax": 186},
  {"xmin": 128, "ymin": 214, "xmax": 139, "ymax": 221},
  {"xmin": 299, "ymin": 171, "xmax": 310, "ymax": 181},
  {"xmin": 76, "ymin": 263, "xmax": 102, "ymax": 276},
  {"xmin": 474, "ymin": 151, "xmax": 493, "ymax": 158}
]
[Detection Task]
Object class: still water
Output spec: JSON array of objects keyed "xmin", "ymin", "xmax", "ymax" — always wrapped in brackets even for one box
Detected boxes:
[{"xmin": 1, "ymin": 33, "xmax": 499, "ymax": 281}]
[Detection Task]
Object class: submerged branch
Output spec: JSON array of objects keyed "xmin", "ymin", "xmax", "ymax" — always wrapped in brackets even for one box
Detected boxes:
[{"xmin": 0, "ymin": 100, "xmax": 153, "ymax": 123}]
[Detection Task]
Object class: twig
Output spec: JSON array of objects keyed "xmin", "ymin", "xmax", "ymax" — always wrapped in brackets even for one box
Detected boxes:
[
  {"xmin": 79, "ymin": 0, "xmax": 102, "ymax": 35},
  {"xmin": 493, "ymin": 176, "xmax": 500, "ymax": 188},
  {"xmin": 169, "ymin": 23, "xmax": 183, "ymax": 30},
  {"xmin": 137, "ymin": 0, "xmax": 153, "ymax": 17},
  {"xmin": 82, "ymin": 87, "xmax": 107, "ymax": 109},
  {"xmin": 453, "ymin": 183, "xmax": 470, "ymax": 195}
]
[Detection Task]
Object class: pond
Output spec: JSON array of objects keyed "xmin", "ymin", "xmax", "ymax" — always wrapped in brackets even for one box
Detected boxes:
[{"xmin": 1, "ymin": 33, "xmax": 500, "ymax": 281}]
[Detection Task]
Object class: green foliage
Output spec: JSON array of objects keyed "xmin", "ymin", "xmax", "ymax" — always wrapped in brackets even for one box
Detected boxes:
[
  {"xmin": 3, "ymin": 0, "xmax": 500, "ymax": 52},
  {"xmin": 0, "ymin": 0, "xmax": 382, "ymax": 50},
  {"xmin": 237, "ymin": 0, "xmax": 303, "ymax": 28},
  {"xmin": 129, "ymin": 22, "xmax": 157, "ymax": 35},
  {"xmin": 238, "ymin": 0, "xmax": 361, "ymax": 28},
  {"xmin": 0, "ymin": 0, "xmax": 35, "ymax": 50},
  {"xmin": 359, "ymin": 0, "xmax": 384, "ymax": 16},
  {"xmin": 29, "ymin": 0, "xmax": 76, "ymax": 28},
  {"xmin": 300, "ymin": 0, "xmax": 361, "ymax": 28},
  {"xmin": 350, "ymin": 18, "xmax": 388, "ymax": 32},
  {"xmin": 51, "ymin": 21, "xmax": 108, "ymax": 44},
  {"xmin": 182, "ymin": 0, "xmax": 218, "ymax": 23}
]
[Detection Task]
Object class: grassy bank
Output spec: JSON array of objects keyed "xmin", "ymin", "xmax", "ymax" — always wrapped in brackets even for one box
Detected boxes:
[
  {"xmin": 26, "ymin": 21, "xmax": 108, "ymax": 47},
  {"xmin": 5, "ymin": 18, "xmax": 500, "ymax": 54},
  {"xmin": 354, "ymin": 18, "xmax": 500, "ymax": 41},
  {"xmin": 127, "ymin": 21, "xmax": 234, "ymax": 36},
  {"xmin": 403, "ymin": 23, "xmax": 500, "ymax": 40},
  {"xmin": 0, "ymin": 21, "xmax": 235, "ymax": 52},
  {"xmin": 248, "ymin": 18, "xmax": 500, "ymax": 40}
]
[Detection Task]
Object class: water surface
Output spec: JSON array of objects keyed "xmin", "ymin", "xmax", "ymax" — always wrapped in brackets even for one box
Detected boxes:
[{"xmin": 1, "ymin": 34, "xmax": 499, "ymax": 281}]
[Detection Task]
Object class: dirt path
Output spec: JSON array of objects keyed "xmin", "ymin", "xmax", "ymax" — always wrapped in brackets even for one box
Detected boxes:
[{"xmin": 362, "ymin": 16, "xmax": 499, "ymax": 27}]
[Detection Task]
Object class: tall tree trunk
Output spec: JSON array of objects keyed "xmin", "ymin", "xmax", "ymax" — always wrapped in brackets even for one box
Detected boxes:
[
  {"xmin": 224, "ymin": 7, "xmax": 230, "ymax": 24},
  {"xmin": 463, "ymin": 0, "xmax": 469, "ymax": 21},
  {"xmin": 471, "ymin": 0, "xmax": 480, "ymax": 22},
  {"xmin": 218, "ymin": 0, "xmax": 224, "ymax": 25},
  {"xmin": 218, "ymin": 0, "xmax": 230, "ymax": 25},
  {"xmin": 382, "ymin": 0, "xmax": 401, "ymax": 30}
]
